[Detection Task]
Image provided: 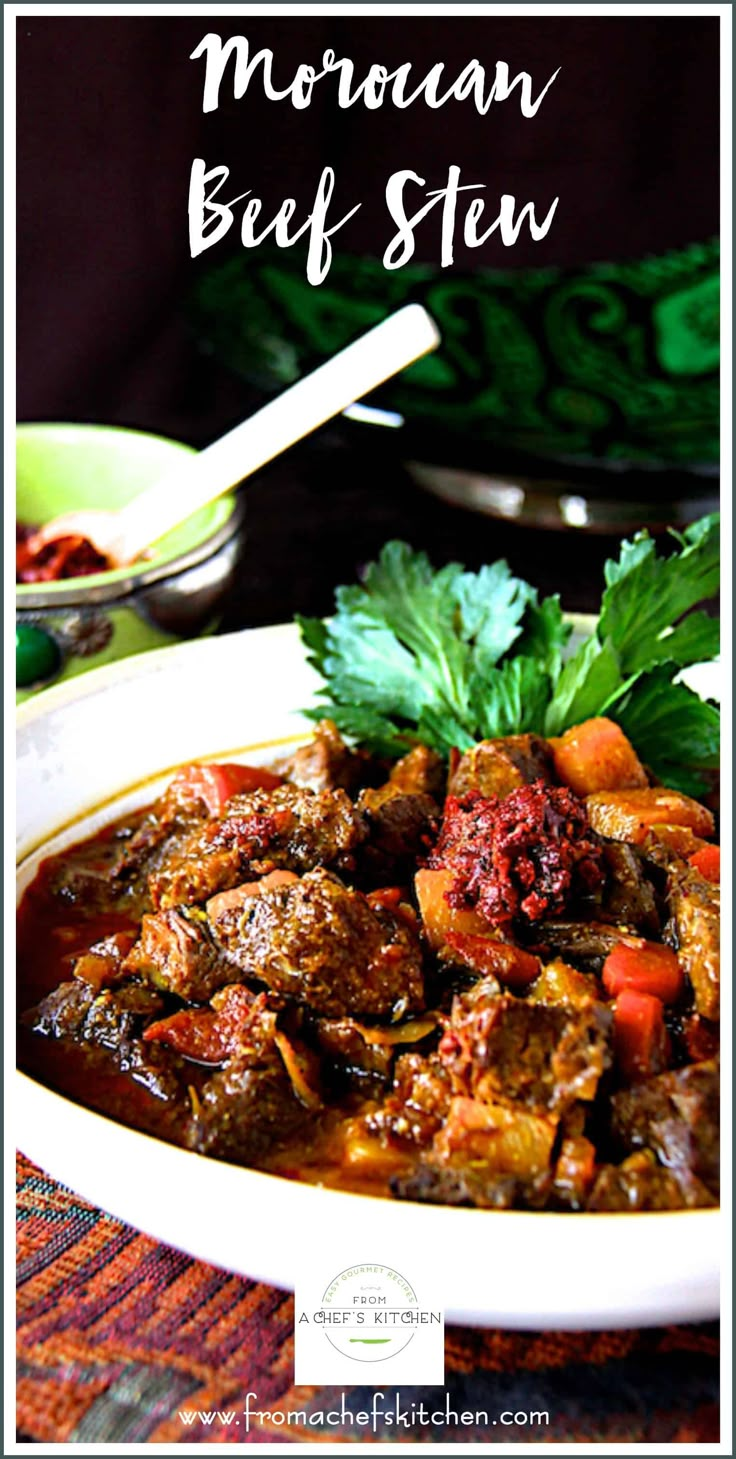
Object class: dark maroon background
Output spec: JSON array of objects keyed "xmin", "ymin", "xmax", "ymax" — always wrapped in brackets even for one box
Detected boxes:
[
  {"xmin": 16, "ymin": 16, "xmax": 720, "ymax": 618},
  {"xmin": 17, "ymin": 14, "xmax": 719, "ymax": 438}
]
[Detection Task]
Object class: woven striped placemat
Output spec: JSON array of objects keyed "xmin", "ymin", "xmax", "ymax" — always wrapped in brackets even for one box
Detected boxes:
[{"xmin": 17, "ymin": 1153, "xmax": 719, "ymax": 1445}]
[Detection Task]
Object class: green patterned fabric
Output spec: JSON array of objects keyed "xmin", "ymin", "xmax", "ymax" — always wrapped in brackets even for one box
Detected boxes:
[{"xmin": 193, "ymin": 239, "xmax": 719, "ymax": 466}]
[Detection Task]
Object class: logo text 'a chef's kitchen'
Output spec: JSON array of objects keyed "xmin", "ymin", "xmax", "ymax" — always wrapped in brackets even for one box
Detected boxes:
[{"xmin": 301, "ymin": 1265, "xmax": 440, "ymax": 1362}]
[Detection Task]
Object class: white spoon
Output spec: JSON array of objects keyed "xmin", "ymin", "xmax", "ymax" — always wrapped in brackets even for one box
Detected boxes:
[{"xmin": 27, "ymin": 303, "xmax": 440, "ymax": 567}]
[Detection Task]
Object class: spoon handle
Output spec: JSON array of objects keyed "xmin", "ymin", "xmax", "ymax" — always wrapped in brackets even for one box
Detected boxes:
[{"xmin": 113, "ymin": 303, "xmax": 440, "ymax": 562}]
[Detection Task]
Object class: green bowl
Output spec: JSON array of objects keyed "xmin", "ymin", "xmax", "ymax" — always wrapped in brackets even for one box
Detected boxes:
[{"xmin": 16, "ymin": 424, "xmax": 245, "ymax": 701}]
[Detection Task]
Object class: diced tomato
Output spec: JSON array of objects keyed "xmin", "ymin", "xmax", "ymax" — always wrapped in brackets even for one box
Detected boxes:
[
  {"xmin": 366, "ymin": 887, "xmax": 404, "ymax": 911},
  {"xmin": 143, "ymin": 1008, "xmax": 228, "ymax": 1062},
  {"xmin": 169, "ymin": 762, "xmax": 282, "ymax": 817},
  {"xmin": 551, "ymin": 717, "xmax": 648, "ymax": 797},
  {"xmin": 144, "ymin": 983, "xmax": 261, "ymax": 1062},
  {"xmin": 443, "ymin": 930, "xmax": 541, "ymax": 988},
  {"xmin": 688, "ymin": 844, "xmax": 721, "ymax": 884},
  {"xmin": 367, "ymin": 885, "xmax": 418, "ymax": 930},
  {"xmin": 602, "ymin": 940, "xmax": 684, "ymax": 1005},
  {"xmin": 613, "ymin": 989, "xmax": 670, "ymax": 1080}
]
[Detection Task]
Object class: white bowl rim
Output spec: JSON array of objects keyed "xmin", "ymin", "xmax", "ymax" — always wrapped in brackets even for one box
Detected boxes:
[{"xmin": 15, "ymin": 620, "xmax": 721, "ymax": 1329}]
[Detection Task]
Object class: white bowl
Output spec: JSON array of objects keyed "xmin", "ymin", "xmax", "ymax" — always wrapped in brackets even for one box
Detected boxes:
[{"xmin": 15, "ymin": 624, "xmax": 721, "ymax": 1329}]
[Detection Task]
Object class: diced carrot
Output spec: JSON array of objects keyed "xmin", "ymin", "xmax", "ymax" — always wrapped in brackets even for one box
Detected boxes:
[
  {"xmin": 444, "ymin": 930, "xmax": 541, "ymax": 988},
  {"xmin": 551, "ymin": 717, "xmax": 648, "ymax": 797},
  {"xmin": 602, "ymin": 940, "xmax": 684, "ymax": 1005},
  {"xmin": 613, "ymin": 989, "xmax": 670, "ymax": 1080},
  {"xmin": 414, "ymin": 867, "xmax": 490, "ymax": 950},
  {"xmin": 169, "ymin": 761, "xmax": 282, "ymax": 817},
  {"xmin": 586, "ymin": 788, "xmax": 715, "ymax": 845},
  {"xmin": 688, "ymin": 844, "xmax": 721, "ymax": 884}
]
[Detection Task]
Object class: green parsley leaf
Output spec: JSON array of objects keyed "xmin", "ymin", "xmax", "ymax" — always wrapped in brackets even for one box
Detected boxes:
[
  {"xmin": 453, "ymin": 560, "xmax": 535, "ymax": 674},
  {"xmin": 297, "ymin": 522, "xmax": 720, "ymax": 789},
  {"xmin": 599, "ymin": 514, "xmax": 719, "ymax": 674},
  {"xmin": 303, "ymin": 702, "xmax": 409, "ymax": 760},
  {"xmin": 544, "ymin": 637, "xmax": 623, "ymax": 736},
  {"xmin": 512, "ymin": 593, "xmax": 571, "ymax": 678},
  {"xmin": 475, "ymin": 657, "xmax": 553, "ymax": 739},
  {"xmin": 611, "ymin": 666, "xmax": 720, "ymax": 795}
]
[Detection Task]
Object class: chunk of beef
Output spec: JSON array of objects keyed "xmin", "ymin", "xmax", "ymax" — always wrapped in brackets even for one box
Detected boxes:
[
  {"xmin": 527, "ymin": 920, "xmax": 637, "ymax": 971},
  {"xmin": 439, "ymin": 985, "xmax": 611, "ymax": 1114},
  {"xmin": 586, "ymin": 789, "xmax": 715, "ymax": 846},
  {"xmin": 73, "ymin": 931, "xmax": 139, "ymax": 991},
  {"xmin": 314, "ymin": 1017, "xmax": 395, "ymax": 1088},
  {"xmin": 357, "ymin": 789, "xmax": 439, "ymax": 884},
  {"xmin": 188, "ymin": 1058, "xmax": 313, "ymax": 1163},
  {"xmin": 29, "ymin": 979, "xmax": 98, "ymax": 1039},
  {"xmin": 119, "ymin": 1039, "xmax": 188, "ymax": 1102},
  {"xmin": 149, "ymin": 784, "xmax": 366, "ymax": 910},
  {"xmin": 667, "ymin": 863, "xmax": 720, "ymax": 1020},
  {"xmin": 610, "ymin": 1058, "xmax": 719, "ymax": 1194},
  {"xmin": 391, "ymin": 1161, "xmax": 549, "ymax": 1210},
  {"xmin": 30, "ymin": 979, "xmax": 163, "ymax": 1043},
  {"xmin": 587, "ymin": 1152, "xmax": 717, "ymax": 1211},
  {"xmin": 276, "ymin": 720, "xmax": 375, "ymax": 795},
  {"xmin": 74, "ymin": 983, "xmax": 166, "ymax": 1050},
  {"xmin": 600, "ymin": 842, "xmax": 659, "ymax": 934},
  {"xmin": 210, "ymin": 866, "xmax": 424, "ymax": 1018},
  {"xmin": 124, "ymin": 908, "xmax": 234, "ymax": 1002},
  {"xmin": 149, "ymin": 847, "xmax": 243, "ymax": 911},
  {"xmin": 386, "ymin": 745, "xmax": 445, "ymax": 801},
  {"xmin": 107, "ymin": 780, "xmax": 214, "ymax": 892},
  {"xmin": 367, "ymin": 1052, "xmax": 453, "ymax": 1147},
  {"xmin": 448, "ymin": 734, "xmax": 554, "ymax": 799},
  {"xmin": 314, "ymin": 1012, "xmax": 438, "ymax": 1091},
  {"xmin": 681, "ymin": 1014, "xmax": 720, "ymax": 1064},
  {"xmin": 28, "ymin": 980, "xmax": 182, "ymax": 1100},
  {"xmin": 44, "ymin": 830, "xmax": 149, "ymax": 912}
]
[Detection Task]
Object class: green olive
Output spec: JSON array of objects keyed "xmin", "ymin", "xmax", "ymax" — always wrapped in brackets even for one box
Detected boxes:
[{"xmin": 16, "ymin": 623, "xmax": 62, "ymax": 688}]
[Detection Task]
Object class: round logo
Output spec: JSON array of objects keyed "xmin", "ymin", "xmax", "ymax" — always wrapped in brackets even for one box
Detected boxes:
[{"xmin": 318, "ymin": 1264, "xmax": 418, "ymax": 1362}]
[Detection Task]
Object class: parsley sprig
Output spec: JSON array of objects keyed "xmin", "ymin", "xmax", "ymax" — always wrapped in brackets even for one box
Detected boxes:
[{"xmin": 298, "ymin": 516, "xmax": 720, "ymax": 794}]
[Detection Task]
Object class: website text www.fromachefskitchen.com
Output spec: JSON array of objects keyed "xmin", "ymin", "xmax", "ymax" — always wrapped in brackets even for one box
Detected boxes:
[
  {"xmin": 179, "ymin": 1393, "xmax": 551, "ymax": 1434},
  {"xmin": 188, "ymin": 34, "xmax": 560, "ymax": 281}
]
